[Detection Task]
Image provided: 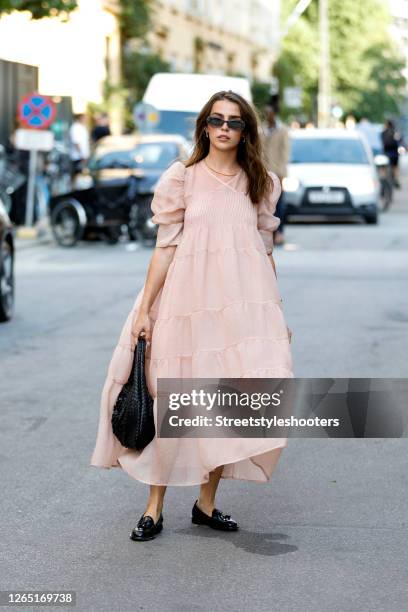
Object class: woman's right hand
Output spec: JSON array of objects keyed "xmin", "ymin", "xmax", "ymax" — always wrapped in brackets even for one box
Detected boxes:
[{"xmin": 131, "ymin": 309, "xmax": 152, "ymax": 346}]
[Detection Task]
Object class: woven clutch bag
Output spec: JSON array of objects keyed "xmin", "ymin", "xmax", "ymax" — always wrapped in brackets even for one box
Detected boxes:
[{"xmin": 111, "ymin": 335, "xmax": 155, "ymax": 450}]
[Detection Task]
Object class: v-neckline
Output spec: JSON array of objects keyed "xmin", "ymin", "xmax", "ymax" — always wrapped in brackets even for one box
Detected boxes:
[{"xmin": 201, "ymin": 159, "xmax": 243, "ymax": 191}]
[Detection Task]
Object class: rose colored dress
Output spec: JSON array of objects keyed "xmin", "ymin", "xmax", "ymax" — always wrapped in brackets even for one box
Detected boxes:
[{"xmin": 90, "ymin": 159, "xmax": 294, "ymax": 486}]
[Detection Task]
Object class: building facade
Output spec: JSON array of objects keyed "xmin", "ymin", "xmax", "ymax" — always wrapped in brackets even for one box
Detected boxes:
[
  {"xmin": 145, "ymin": 0, "xmax": 281, "ymax": 81},
  {"xmin": 0, "ymin": 0, "xmax": 122, "ymax": 132}
]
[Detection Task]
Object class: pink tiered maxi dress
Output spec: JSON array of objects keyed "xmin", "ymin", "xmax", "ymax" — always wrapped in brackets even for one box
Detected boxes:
[{"xmin": 90, "ymin": 159, "xmax": 294, "ymax": 485}]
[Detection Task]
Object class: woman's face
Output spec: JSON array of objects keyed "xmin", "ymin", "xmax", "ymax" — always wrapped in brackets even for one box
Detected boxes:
[{"xmin": 206, "ymin": 99, "xmax": 244, "ymax": 152}]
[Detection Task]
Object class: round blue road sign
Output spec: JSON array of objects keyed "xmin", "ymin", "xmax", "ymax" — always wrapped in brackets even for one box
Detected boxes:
[{"xmin": 18, "ymin": 92, "xmax": 57, "ymax": 129}]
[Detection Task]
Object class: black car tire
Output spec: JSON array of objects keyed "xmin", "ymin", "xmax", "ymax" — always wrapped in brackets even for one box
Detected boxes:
[
  {"xmin": 51, "ymin": 200, "xmax": 86, "ymax": 247},
  {"xmin": 0, "ymin": 190, "xmax": 13, "ymax": 216},
  {"xmin": 101, "ymin": 227, "xmax": 121, "ymax": 245},
  {"xmin": 364, "ymin": 212, "xmax": 378, "ymax": 224},
  {"xmin": 0, "ymin": 240, "xmax": 14, "ymax": 322}
]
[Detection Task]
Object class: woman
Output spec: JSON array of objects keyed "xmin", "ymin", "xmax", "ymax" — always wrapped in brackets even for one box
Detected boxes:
[
  {"xmin": 90, "ymin": 90, "xmax": 294, "ymax": 541},
  {"xmin": 381, "ymin": 119, "xmax": 401, "ymax": 188}
]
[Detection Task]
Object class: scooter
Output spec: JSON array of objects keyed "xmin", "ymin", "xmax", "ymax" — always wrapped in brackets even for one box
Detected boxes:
[{"xmin": 49, "ymin": 173, "xmax": 158, "ymax": 247}]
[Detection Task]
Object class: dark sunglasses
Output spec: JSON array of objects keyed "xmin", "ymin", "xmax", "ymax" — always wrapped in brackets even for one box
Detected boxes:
[{"xmin": 206, "ymin": 115, "xmax": 245, "ymax": 131}]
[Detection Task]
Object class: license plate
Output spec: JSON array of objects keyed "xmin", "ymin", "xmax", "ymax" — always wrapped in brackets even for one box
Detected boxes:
[{"xmin": 308, "ymin": 190, "xmax": 345, "ymax": 204}]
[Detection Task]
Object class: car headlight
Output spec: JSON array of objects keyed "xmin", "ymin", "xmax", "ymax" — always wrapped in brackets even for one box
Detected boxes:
[
  {"xmin": 282, "ymin": 176, "xmax": 300, "ymax": 192},
  {"xmin": 352, "ymin": 177, "xmax": 378, "ymax": 195}
]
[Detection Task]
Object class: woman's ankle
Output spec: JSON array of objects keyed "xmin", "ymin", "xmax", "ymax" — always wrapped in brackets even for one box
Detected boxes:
[
  {"xmin": 144, "ymin": 502, "xmax": 163, "ymax": 521},
  {"xmin": 197, "ymin": 497, "xmax": 215, "ymax": 515}
]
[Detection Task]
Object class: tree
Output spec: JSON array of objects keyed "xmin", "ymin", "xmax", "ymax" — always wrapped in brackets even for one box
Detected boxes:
[
  {"xmin": 123, "ymin": 50, "xmax": 170, "ymax": 107},
  {"xmin": 119, "ymin": 0, "xmax": 172, "ymax": 126},
  {"xmin": 276, "ymin": 0, "xmax": 406, "ymax": 123},
  {"xmin": 0, "ymin": 0, "xmax": 77, "ymax": 19},
  {"xmin": 118, "ymin": 0, "xmax": 152, "ymax": 40}
]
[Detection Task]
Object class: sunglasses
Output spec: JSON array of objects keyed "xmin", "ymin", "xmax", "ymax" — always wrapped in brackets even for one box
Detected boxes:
[{"xmin": 206, "ymin": 115, "xmax": 246, "ymax": 131}]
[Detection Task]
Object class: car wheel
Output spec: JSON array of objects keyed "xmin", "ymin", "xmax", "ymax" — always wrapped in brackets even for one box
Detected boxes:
[
  {"xmin": 364, "ymin": 213, "xmax": 378, "ymax": 224},
  {"xmin": 0, "ymin": 190, "xmax": 13, "ymax": 216},
  {"xmin": 101, "ymin": 227, "xmax": 121, "ymax": 245},
  {"xmin": 50, "ymin": 200, "xmax": 85, "ymax": 247},
  {"xmin": 0, "ymin": 240, "xmax": 14, "ymax": 322}
]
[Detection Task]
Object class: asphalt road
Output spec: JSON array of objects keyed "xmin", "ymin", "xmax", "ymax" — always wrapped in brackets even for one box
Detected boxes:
[{"xmin": 1, "ymin": 160, "xmax": 408, "ymax": 612}]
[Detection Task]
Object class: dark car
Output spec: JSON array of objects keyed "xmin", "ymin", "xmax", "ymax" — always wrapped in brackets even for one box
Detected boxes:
[
  {"xmin": 0, "ymin": 143, "xmax": 26, "ymax": 224},
  {"xmin": 0, "ymin": 196, "xmax": 15, "ymax": 322},
  {"xmin": 49, "ymin": 134, "xmax": 190, "ymax": 247}
]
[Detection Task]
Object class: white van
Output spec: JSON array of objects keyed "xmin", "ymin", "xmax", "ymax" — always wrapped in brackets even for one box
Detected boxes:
[{"xmin": 141, "ymin": 72, "xmax": 253, "ymax": 141}]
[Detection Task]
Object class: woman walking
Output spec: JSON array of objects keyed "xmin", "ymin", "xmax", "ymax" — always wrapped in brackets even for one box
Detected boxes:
[
  {"xmin": 90, "ymin": 90, "xmax": 294, "ymax": 541},
  {"xmin": 381, "ymin": 119, "xmax": 401, "ymax": 188}
]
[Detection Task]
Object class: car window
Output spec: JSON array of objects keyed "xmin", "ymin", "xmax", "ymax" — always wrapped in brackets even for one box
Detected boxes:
[
  {"xmin": 132, "ymin": 142, "xmax": 179, "ymax": 168},
  {"xmin": 148, "ymin": 111, "xmax": 198, "ymax": 140},
  {"xmin": 291, "ymin": 138, "xmax": 369, "ymax": 164},
  {"xmin": 89, "ymin": 142, "xmax": 179, "ymax": 170}
]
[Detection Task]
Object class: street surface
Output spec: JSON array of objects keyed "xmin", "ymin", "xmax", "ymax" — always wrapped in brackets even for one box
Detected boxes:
[{"xmin": 1, "ymin": 159, "xmax": 408, "ymax": 611}]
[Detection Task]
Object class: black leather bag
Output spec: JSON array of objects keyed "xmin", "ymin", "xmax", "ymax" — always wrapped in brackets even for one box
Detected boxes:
[{"xmin": 111, "ymin": 335, "xmax": 155, "ymax": 450}]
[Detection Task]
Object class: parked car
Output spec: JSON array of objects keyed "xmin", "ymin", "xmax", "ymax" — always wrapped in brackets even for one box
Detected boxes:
[
  {"xmin": 0, "ymin": 196, "xmax": 15, "ymax": 322},
  {"xmin": 283, "ymin": 128, "xmax": 380, "ymax": 224},
  {"xmin": 0, "ymin": 143, "xmax": 26, "ymax": 223},
  {"xmin": 49, "ymin": 133, "xmax": 190, "ymax": 247}
]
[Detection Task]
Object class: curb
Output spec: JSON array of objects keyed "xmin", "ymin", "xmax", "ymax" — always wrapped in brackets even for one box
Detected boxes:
[{"xmin": 14, "ymin": 222, "xmax": 54, "ymax": 251}]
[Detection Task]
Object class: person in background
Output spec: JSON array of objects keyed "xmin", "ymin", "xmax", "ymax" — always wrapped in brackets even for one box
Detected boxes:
[
  {"xmin": 69, "ymin": 114, "xmax": 90, "ymax": 178},
  {"xmin": 356, "ymin": 117, "xmax": 382, "ymax": 156},
  {"xmin": 91, "ymin": 112, "xmax": 111, "ymax": 145},
  {"xmin": 381, "ymin": 120, "xmax": 401, "ymax": 188},
  {"xmin": 261, "ymin": 99, "xmax": 291, "ymax": 246}
]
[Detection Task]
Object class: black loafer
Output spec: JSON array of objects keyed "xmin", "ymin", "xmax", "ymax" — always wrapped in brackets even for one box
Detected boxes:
[
  {"xmin": 192, "ymin": 500, "xmax": 239, "ymax": 531},
  {"xmin": 130, "ymin": 512, "xmax": 163, "ymax": 541}
]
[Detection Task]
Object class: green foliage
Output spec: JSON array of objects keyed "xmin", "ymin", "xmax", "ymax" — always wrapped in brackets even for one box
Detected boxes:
[
  {"xmin": 118, "ymin": 0, "xmax": 153, "ymax": 41},
  {"xmin": 277, "ymin": 0, "xmax": 407, "ymax": 123},
  {"xmin": 251, "ymin": 81, "xmax": 272, "ymax": 112},
  {"xmin": 274, "ymin": 12, "xmax": 320, "ymax": 121},
  {"xmin": 0, "ymin": 0, "xmax": 77, "ymax": 19},
  {"xmin": 117, "ymin": 0, "xmax": 167, "ymax": 128},
  {"xmin": 123, "ymin": 49, "xmax": 171, "ymax": 107}
]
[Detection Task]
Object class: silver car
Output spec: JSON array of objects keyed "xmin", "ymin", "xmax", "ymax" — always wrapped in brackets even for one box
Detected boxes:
[{"xmin": 283, "ymin": 128, "xmax": 380, "ymax": 224}]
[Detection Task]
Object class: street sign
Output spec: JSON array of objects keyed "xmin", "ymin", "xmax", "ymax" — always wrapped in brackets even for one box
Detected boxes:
[
  {"xmin": 18, "ymin": 92, "xmax": 57, "ymax": 130},
  {"xmin": 283, "ymin": 86, "xmax": 302, "ymax": 109},
  {"xmin": 15, "ymin": 128, "xmax": 54, "ymax": 152},
  {"xmin": 133, "ymin": 102, "xmax": 161, "ymax": 132},
  {"xmin": 16, "ymin": 93, "xmax": 57, "ymax": 227}
]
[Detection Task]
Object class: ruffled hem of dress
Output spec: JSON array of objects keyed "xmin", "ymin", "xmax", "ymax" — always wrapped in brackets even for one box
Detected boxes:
[
  {"xmin": 115, "ymin": 442, "xmax": 288, "ymax": 486},
  {"xmin": 90, "ymin": 430, "xmax": 288, "ymax": 485}
]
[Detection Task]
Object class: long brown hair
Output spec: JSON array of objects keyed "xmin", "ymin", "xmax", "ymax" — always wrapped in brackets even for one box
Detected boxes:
[{"xmin": 185, "ymin": 90, "xmax": 272, "ymax": 205}]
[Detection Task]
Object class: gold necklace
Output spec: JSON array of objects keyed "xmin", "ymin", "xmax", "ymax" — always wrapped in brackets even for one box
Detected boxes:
[{"xmin": 204, "ymin": 158, "xmax": 239, "ymax": 177}]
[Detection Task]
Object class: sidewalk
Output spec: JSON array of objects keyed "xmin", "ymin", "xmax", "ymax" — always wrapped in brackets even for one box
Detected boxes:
[{"xmin": 14, "ymin": 217, "xmax": 54, "ymax": 251}]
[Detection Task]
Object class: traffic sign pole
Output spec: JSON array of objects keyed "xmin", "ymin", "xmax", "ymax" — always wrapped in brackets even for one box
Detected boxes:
[
  {"xmin": 25, "ymin": 149, "xmax": 38, "ymax": 227},
  {"xmin": 16, "ymin": 92, "xmax": 56, "ymax": 228}
]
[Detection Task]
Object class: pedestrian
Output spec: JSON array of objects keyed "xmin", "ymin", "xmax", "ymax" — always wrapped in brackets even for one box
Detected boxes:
[
  {"xmin": 68, "ymin": 113, "xmax": 90, "ymax": 179},
  {"xmin": 381, "ymin": 119, "xmax": 401, "ymax": 188},
  {"xmin": 90, "ymin": 90, "xmax": 294, "ymax": 541},
  {"xmin": 261, "ymin": 99, "xmax": 291, "ymax": 247},
  {"xmin": 357, "ymin": 117, "xmax": 382, "ymax": 156},
  {"xmin": 91, "ymin": 112, "xmax": 111, "ymax": 145}
]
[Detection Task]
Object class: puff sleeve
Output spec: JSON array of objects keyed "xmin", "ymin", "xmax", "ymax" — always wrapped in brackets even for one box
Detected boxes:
[
  {"xmin": 257, "ymin": 171, "xmax": 282, "ymax": 255},
  {"xmin": 151, "ymin": 160, "xmax": 186, "ymax": 247}
]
